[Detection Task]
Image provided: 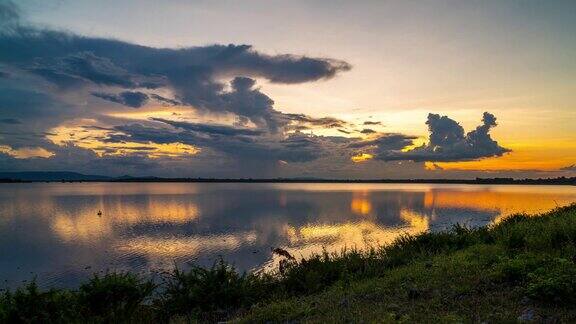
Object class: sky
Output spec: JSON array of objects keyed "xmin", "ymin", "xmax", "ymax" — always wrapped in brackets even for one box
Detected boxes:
[{"xmin": 0, "ymin": 0, "xmax": 575, "ymax": 179}]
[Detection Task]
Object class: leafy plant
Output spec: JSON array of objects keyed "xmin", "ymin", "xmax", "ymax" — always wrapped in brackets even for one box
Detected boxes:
[
  {"xmin": 526, "ymin": 258, "xmax": 576, "ymax": 304},
  {"xmin": 0, "ymin": 281, "xmax": 78, "ymax": 323},
  {"xmin": 78, "ymin": 272, "xmax": 154, "ymax": 321}
]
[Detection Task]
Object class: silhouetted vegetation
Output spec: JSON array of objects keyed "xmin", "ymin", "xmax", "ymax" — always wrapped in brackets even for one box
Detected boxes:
[
  {"xmin": 2, "ymin": 204, "xmax": 576, "ymax": 322},
  {"xmin": 110, "ymin": 176, "xmax": 576, "ymax": 185},
  {"xmin": 1, "ymin": 171, "xmax": 575, "ymax": 184}
]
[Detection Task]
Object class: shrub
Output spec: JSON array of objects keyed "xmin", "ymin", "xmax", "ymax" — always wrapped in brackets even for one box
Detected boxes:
[
  {"xmin": 158, "ymin": 258, "xmax": 275, "ymax": 320},
  {"xmin": 492, "ymin": 205, "xmax": 576, "ymax": 253},
  {"xmin": 491, "ymin": 254, "xmax": 546, "ymax": 283},
  {"xmin": 382, "ymin": 224, "xmax": 491, "ymax": 267},
  {"xmin": 0, "ymin": 281, "xmax": 78, "ymax": 323},
  {"xmin": 526, "ymin": 258, "xmax": 576, "ymax": 304},
  {"xmin": 279, "ymin": 250, "xmax": 349, "ymax": 294},
  {"xmin": 78, "ymin": 272, "xmax": 154, "ymax": 321}
]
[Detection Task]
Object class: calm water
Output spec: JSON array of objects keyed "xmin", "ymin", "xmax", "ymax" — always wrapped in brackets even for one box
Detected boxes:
[{"xmin": 1, "ymin": 182, "xmax": 575, "ymax": 288}]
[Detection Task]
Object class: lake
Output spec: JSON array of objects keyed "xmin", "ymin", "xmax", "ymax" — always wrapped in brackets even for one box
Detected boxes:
[{"xmin": 1, "ymin": 182, "xmax": 575, "ymax": 289}]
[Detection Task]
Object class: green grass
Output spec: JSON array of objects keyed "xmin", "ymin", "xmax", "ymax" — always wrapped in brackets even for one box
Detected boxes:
[{"xmin": 2, "ymin": 204, "xmax": 576, "ymax": 323}]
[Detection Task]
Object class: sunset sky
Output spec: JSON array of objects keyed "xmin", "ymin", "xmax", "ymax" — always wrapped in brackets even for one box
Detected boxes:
[{"xmin": 0, "ymin": 0, "xmax": 575, "ymax": 178}]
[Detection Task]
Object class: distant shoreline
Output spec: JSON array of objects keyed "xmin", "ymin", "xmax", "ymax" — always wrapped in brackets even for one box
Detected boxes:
[
  {"xmin": 1, "ymin": 177, "xmax": 575, "ymax": 185},
  {"xmin": 0, "ymin": 171, "xmax": 574, "ymax": 185}
]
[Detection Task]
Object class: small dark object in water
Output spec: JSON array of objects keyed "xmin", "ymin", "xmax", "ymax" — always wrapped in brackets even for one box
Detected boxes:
[
  {"xmin": 272, "ymin": 247, "xmax": 295, "ymax": 260},
  {"xmin": 97, "ymin": 210, "xmax": 102, "ymax": 216}
]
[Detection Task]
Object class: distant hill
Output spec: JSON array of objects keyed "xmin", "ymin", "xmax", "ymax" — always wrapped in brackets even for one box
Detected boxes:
[{"xmin": 0, "ymin": 171, "xmax": 111, "ymax": 181}]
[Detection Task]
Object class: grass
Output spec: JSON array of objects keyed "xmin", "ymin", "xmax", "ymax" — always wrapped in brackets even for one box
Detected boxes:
[{"xmin": 2, "ymin": 204, "xmax": 576, "ymax": 323}]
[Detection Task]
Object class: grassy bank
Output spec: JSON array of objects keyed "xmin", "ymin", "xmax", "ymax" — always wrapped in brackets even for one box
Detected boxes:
[{"xmin": 2, "ymin": 205, "xmax": 576, "ymax": 323}]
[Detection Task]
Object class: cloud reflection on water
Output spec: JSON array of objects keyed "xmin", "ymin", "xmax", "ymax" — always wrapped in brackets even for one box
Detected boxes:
[{"xmin": 0, "ymin": 183, "xmax": 575, "ymax": 288}]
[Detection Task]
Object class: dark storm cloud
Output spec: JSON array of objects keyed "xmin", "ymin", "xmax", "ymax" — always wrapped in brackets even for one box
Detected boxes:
[
  {"xmin": 363, "ymin": 121, "xmax": 382, "ymax": 126},
  {"xmin": 281, "ymin": 113, "xmax": 348, "ymax": 129},
  {"xmin": 81, "ymin": 125, "xmax": 114, "ymax": 131},
  {"xmin": 383, "ymin": 112, "xmax": 510, "ymax": 162},
  {"xmin": 0, "ymin": 118, "xmax": 21, "ymax": 124},
  {"xmin": 150, "ymin": 118, "xmax": 265, "ymax": 136},
  {"xmin": 0, "ymin": 9, "xmax": 349, "ymax": 131},
  {"xmin": 108, "ymin": 124, "xmax": 188, "ymax": 145},
  {"xmin": 0, "ymin": 0, "xmax": 354, "ymax": 176},
  {"xmin": 0, "ymin": 143, "xmax": 160, "ymax": 174},
  {"xmin": 344, "ymin": 112, "xmax": 510, "ymax": 163},
  {"xmin": 360, "ymin": 128, "xmax": 376, "ymax": 134},
  {"xmin": 348, "ymin": 133, "xmax": 417, "ymax": 160},
  {"xmin": 30, "ymin": 52, "xmax": 141, "ymax": 89},
  {"xmin": 0, "ymin": 86, "xmax": 78, "ymax": 148},
  {"xmin": 105, "ymin": 122, "xmax": 332, "ymax": 164},
  {"xmin": 0, "ymin": 88, "xmax": 60, "ymax": 119},
  {"xmin": 0, "ymin": 1, "xmax": 513, "ymax": 178},
  {"xmin": 0, "ymin": 19, "xmax": 349, "ymax": 86},
  {"xmin": 217, "ymin": 77, "xmax": 279, "ymax": 131},
  {"xmin": 276, "ymin": 133, "xmax": 327, "ymax": 162},
  {"xmin": 227, "ymin": 50, "xmax": 352, "ymax": 84},
  {"xmin": 149, "ymin": 94, "xmax": 181, "ymax": 106},
  {"xmin": 0, "ymin": 0, "xmax": 351, "ymax": 130},
  {"xmin": 0, "ymin": 0, "xmax": 18, "ymax": 25},
  {"xmin": 348, "ymin": 134, "xmax": 416, "ymax": 150},
  {"xmin": 92, "ymin": 91, "xmax": 149, "ymax": 108}
]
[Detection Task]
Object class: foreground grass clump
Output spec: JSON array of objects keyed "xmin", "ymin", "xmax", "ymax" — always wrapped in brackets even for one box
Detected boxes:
[
  {"xmin": 0, "ymin": 272, "xmax": 154, "ymax": 323},
  {"xmin": 1, "ymin": 204, "xmax": 576, "ymax": 323},
  {"xmin": 79, "ymin": 272, "xmax": 155, "ymax": 321},
  {"xmin": 157, "ymin": 259, "xmax": 277, "ymax": 322}
]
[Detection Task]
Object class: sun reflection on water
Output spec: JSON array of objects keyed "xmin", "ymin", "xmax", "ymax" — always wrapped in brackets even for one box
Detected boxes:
[
  {"xmin": 350, "ymin": 191, "xmax": 373, "ymax": 216},
  {"xmin": 0, "ymin": 183, "xmax": 575, "ymax": 287}
]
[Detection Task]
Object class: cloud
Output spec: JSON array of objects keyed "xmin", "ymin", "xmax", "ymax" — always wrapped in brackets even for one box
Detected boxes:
[
  {"xmin": 280, "ymin": 113, "xmax": 348, "ymax": 129},
  {"xmin": 101, "ymin": 119, "xmax": 349, "ymax": 170},
  {"xmin": 0, "ymin": 143, "xmax": 161, "ymax": 175},
  {"xmin": 150, "ymin": 118, "xmax": 265, "ymax": 136},
  {"xmin": 360, "ymin": 128, "xmax": 376, "ymax": 134},
  {"xmin": 0, "ymin": 85, "xmax": 79, "ymax": 148},
  {"xmin": 561, "ymin": 164, "xmax": 576, "ymax": 171},
  {"xmin": 218, "ymin": 76, "xmax": 279, "ymax": 131},
  {"xmin": 0, "ymin": 1, "xmax": 514, "ymax": 178},
  {"xmin": 0, "ymin": 118, "xmax": 21, "ymax": 124},
  {"xmin": 31, "ymin": 52, "xmax": 142, "ymax": 89},
  {"xmin": 0, "ymin": 0, "xmax": 356, "ymax": 176},
  {"xmin": 0, "ymin": 17, "xmax": 349, "ymax": 130},
  {"xmin": 348, "ymin": 134, "xmax": 417, "ymax": 159},
  {"xmin": 345, "ymin": 112, "xmax": 510, "ymax": 163},
  {"xmin": 0, "ymin": 1, "xmax": 351, "ymax": 131},
  {"xmin": 92, "ymin": 91, "xmax": 149, "ymax": 108},
  {"xmin": 0, "ymin": 0, "xmax": 19, "ymax": 27},
  {"xmin": 382, "ymin": 112, "xmax": 510, "ymax": 162},
  {"xmin": 427, "ymin": 163, "xmax": 444, "ymax": 171},
  {"xmin": 149, "ymin": 94, "xmax": 181, "ymax": 106},
  {"xmin": 363, "ymin": 121, "xmax": 382, "ymax": 126}
]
